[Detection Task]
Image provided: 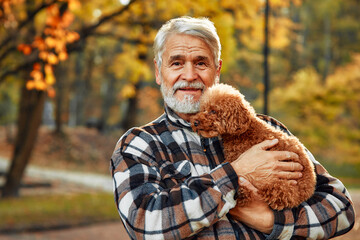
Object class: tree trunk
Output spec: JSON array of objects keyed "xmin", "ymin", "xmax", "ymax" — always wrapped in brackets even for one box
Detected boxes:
[
  {"xmin": 288, "ymin": 1, "xmax": 301, "ymax": 73},
  {"xmin": 120, "ymin": 82, "xmax": 140, "ymax": 131},
  {"xmin": 54, "ymin": 64, "xmax": 66, "ymax": 134},
  {"xmin": 263, "ymin": 0, "xmax": 270, "ymax": 115},
  {"xmin": 99, "ymin": 73, "xmax": 116, "ymax": 132},
  {"xmin": 70, "ymin": 51, "xmax": 93, "ymax": 127},
  {"xmin": 1, "ymin": 87, "xmax": 46, "ymax": 198}
]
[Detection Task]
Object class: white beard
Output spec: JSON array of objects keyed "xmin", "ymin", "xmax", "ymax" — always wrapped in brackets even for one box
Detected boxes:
[{"xmin": 160, "ymin": 80, "xmax": 205, "ymax": 114}]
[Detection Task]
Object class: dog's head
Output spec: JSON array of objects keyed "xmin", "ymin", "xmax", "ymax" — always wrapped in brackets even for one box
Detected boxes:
[{"xmin": 190, "ymin": 83, "xmax": 255, "ymax": 138}]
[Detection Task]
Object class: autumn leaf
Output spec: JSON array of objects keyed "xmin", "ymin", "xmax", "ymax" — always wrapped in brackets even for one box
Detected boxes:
[
  {"xmin": 121, "ymin": 84, "xmax": 136, "ymax": 99},
  {"xmin": 68, "ymin": 0, "xmax": 81, "ymax": 11},
  {"xmin": 45, "ymin": 37, "xmax": 57, "ymax": 48},
  {"xmin": 26, "ymin": 80, "xmax": 35, "ymax": 90},
  {"xmin": 19, "ymin": 0, "xmax": 81, "ymax": 96},
  {"xmin": 58, "ymin": 51, "xmax": 68, "ymax": 61},
  {"xmin": 17, "ymin": 43, "xmax": 32, "ymax": 55},
  {"xmin": 47, "ymin": 86, "xmax": 56, "ymax": 98}
]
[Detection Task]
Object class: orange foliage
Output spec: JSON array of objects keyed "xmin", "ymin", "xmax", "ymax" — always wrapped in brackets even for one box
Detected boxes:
[
  {"xmin": 16, "ymin": 0, "xmax": 81, "ymax": 97},
  {"xmin": 17, "ymin": 43, "xmax": 32, "ymax": 55}
]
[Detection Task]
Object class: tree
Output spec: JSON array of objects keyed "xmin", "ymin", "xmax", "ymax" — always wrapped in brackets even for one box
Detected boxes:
[
  {"xmin": 0, "ymin": 0, "xmax": 139, "ymax": 198},
  {"xmin": 0, "ymin": 0, "xmax": 80, "ymax": 198},
  {"xmin": 270, "ymin": 53, "xmax": 360, "ymax": 164},
  {"xmin": 263, "ymin": 0, "xmax": 270, "ymax": 115}
]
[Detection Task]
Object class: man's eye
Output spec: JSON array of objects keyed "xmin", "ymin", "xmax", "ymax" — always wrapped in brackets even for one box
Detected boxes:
[
  {"xmin": 172, "ymin": 62, "xmax": 181, "ymax": 66},
  {"xmin": 209, "ymin": 110, "xmax": 216, "ymax": 114}
]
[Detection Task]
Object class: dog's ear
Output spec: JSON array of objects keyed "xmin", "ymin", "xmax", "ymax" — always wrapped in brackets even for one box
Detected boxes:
[{"xmin": 225, "ymin": 93, "xmax": 254, "ymax": 135}]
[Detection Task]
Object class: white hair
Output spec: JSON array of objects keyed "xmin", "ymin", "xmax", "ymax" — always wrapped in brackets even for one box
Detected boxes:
[{"xmin": 153, "ymin": 16, "xmax": 221, "ymax": 70}]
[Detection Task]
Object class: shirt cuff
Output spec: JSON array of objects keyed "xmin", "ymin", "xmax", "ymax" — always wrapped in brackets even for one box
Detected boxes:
[
  {"xmin": 266, "ymin": 209, "xmax": 294, "ymax": 240},
  {"xmin": 210, "ymin": 162, "xmax": 239, "ymax": 198}
]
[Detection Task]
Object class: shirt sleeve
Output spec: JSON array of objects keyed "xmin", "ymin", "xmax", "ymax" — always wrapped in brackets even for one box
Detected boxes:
[
  {"xmin": 267, "ymin": 150, "xmax": 355, "ymax": 240},
  {"xmin": 110, "ymin": 130, "xmax": 240, "ymax": 240}
]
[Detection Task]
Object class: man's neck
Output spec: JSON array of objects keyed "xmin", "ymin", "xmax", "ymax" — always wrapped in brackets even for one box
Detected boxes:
[{"xmin": 176, "ymin": 112, "xmax": 195, "ymax": 123}]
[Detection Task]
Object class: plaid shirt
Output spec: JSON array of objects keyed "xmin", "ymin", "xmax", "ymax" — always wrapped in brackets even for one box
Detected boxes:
[{"xmin": 111, "ymin": 106, "xmax": 355, "ymax": 240}]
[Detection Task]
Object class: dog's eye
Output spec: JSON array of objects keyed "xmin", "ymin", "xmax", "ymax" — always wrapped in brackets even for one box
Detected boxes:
[{"xmin": 209, "ymin": 110, "xmax": 217, "ymax": 114}]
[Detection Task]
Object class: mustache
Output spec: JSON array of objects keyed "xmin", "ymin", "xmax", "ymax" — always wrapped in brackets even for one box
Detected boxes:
[{"xmin": 172, "ymin": 81, "xmax": 205, "ymax": 94}]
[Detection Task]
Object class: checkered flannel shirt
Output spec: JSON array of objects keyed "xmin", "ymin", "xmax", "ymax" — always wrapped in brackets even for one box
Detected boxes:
[{"xmin": 110, "ymin": 106, "xmax": 355, "ymax": 240}]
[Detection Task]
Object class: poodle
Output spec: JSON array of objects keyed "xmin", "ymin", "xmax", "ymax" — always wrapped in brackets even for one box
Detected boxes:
[{"xmin": 190, "ymin": 83, "xmax": 316, "ymax": 210}]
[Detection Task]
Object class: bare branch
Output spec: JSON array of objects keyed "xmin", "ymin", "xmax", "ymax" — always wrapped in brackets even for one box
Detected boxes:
[
  {"xmin": 67, "ymin": 0, "xmax": 140, "ymax": 53},
  {"xmin": 89, "ymin": 32, "xmax": 152, "ymax": 45},
  {"xmin": 78, "ymin": 0, "xmax": 139, "ymax": 39},
  {"xmin": 0, "ymin": 58, "xmax": 37, "ymax": 85}
]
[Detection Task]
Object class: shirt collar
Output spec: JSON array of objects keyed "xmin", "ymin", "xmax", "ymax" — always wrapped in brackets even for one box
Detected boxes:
[{"xmin": 165, "ymin": 105, "xmax": 193, "ymax": 130}]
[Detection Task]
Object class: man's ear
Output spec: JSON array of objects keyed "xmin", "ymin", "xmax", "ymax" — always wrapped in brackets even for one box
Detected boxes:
[
  {"xmin": 154, "ymin": 59, "xmax": 161, "ymax": 85},
  {"xmin": 215, "ymin": 60, "xmax": 222, "ymax": 84}
]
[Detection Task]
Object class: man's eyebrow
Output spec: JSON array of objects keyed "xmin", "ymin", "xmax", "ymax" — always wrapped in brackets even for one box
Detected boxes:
[
  {"xmin": 168, "ymin": 55, "xmax": 210, "ymax": 62},
  {"xmin": 169, "ymin": 55, "xmax": 184, "ymax": 62},
  {"xmin": 195, "ymin": 56, "xmax": 210, "ymax": 62}
]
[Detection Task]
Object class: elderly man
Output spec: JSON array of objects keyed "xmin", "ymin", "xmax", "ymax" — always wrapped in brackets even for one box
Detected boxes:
[{"xmin": 110, "ymin": 16, "xmax": 354, "ymax": 239}]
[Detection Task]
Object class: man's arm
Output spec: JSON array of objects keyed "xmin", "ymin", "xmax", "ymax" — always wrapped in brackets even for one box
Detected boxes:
[
  {"xmin": 111, "ymin": 129, "xmax": 240, "ymax": 239},
  {"xmin": 230, "ymin": 149, "xmax": 355, "ymax": 239},
  {"xmin": 230, "ymin": 115, "xmax": 355, "ymax": 239},
  {"xmin": 229, "ymin": 177, "xmax": 275, "ymax": 234},
  {"xmin": 268, "ymin": 150, "xmax": 355, "ymax": 240}
]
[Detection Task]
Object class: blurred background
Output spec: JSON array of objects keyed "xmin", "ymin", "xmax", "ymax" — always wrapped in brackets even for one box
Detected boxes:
[{"xmin": 0, "ymin": 0, "xmax": 359, "ymax": 238}]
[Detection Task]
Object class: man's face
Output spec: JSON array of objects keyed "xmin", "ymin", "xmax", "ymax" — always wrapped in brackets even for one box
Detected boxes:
[{"xmin": 155, "ymin": 34, "xmax": 222, "ymax": 114}]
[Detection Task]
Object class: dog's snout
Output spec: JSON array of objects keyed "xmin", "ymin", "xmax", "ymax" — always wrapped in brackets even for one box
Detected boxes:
[{"xmin": 193, "ymin": 120, "xmax": 199, "ymax": 127}]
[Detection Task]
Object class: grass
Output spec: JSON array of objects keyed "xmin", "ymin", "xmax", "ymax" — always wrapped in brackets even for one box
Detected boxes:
[
  {"xmin": 320, "ymin": 161, "xmax": 360, "ymax": 189},
  {"xmin": 0, "ymin": 192, "xmax": 119, "ymax": 233},
  {"xmin": 338, "ymin": 177, "xmax": 360, "ymax": 189}
]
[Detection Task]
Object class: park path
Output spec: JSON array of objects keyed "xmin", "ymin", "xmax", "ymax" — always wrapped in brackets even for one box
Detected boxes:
[
  {"xmin": 0, "ymin": 157, "xmax": 131, "ymax": 240},
  {"xmin": 0, "ymin": 157, "xmax": 113, "ymax": 192},
  {"xmin": 0, "ymin": 222, "xmax": 130, "ymax": 240}
]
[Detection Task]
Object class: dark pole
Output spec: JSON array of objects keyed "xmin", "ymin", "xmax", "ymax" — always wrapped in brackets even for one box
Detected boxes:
[{"xmin": 263, "ymin": 0, "xmax": 270, "ymax": 115}]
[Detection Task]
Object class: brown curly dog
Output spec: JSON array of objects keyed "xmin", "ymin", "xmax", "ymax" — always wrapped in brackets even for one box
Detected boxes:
[{"xmin": 190, "ymin": 83, "xmax": 316, "ymax": 210}]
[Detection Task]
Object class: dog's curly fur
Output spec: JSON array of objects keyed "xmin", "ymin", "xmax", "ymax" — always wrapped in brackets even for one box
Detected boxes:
[{"xmin": 190, "ymin": 83, "xmax": 316, "ymax": 210}]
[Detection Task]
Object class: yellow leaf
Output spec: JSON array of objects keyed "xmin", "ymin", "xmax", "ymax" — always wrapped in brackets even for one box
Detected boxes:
[
  {"xmin": 35, "ymin": 80, "xmax": 47, "ymax": 91},
  {"xmin": 45, "ymin": 37, "xmax": 57, "ymax": 48},
  {"xmin": 58, "ymin": 51, "xmax": 68, "ymax": 61},
  {"xmin": 44, "ymin": 64, "xmax": 53, "ymax": 74},
  {"xmin": 121, "ymin": 84, "xmax": 136, "ymax": 99},
  {"xmin": 26, "ymin": 81, "xmax": 35, "ymax": 90},
  {"xmin": 30, "ymin": 69, "xmax": 43, "ymax": 82},
  {"xmin": 47, "ymin": 53, "xmax": 59, "ymax": 64},
  {"xmin": 45, "ymin": 73, "xmax": 55, "ymax": 85},
  {"xmin": 68, "ymin": 0, "xmax": 81, "ymax": 11}
]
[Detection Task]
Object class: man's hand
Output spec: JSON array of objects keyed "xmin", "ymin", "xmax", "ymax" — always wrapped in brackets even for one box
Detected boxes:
[
  {"xmin": 230, "ymin": 139, "xmax": 303, "ymax": 187},
  {"xmin": 229, "ymin": 178, "xmax": 274, "ymax": 234}
]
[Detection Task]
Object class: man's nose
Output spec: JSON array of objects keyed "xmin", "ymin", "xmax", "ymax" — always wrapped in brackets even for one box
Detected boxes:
[{"xmin": 182, "ymin": 63, "xmax": 197, "ymax": 81}]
